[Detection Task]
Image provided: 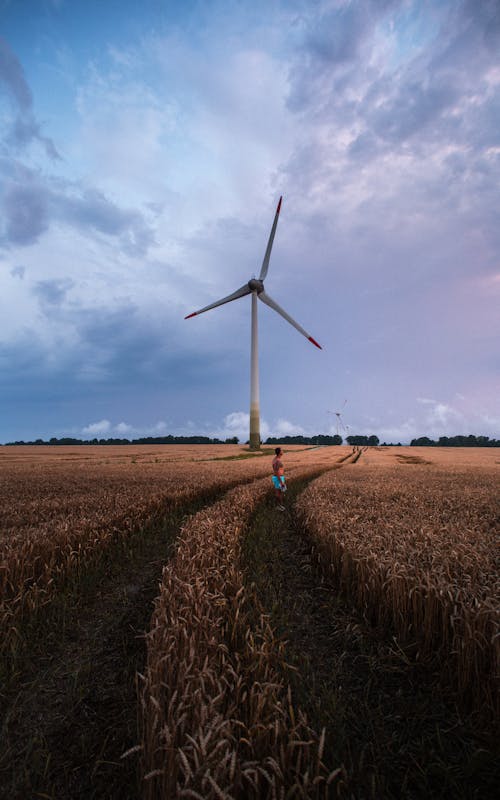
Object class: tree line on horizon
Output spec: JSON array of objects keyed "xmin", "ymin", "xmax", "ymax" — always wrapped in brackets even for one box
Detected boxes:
[
  {"xmin": 3, "ymin": 433, "xmax": 498, "ymax": 447},
  {"xmin": 409, "ymin": 435, "xmax": 499, "ymax": 447},
  {"xmin": 2, "ymin": 435, "xmax": 239, "ymax": 446}
]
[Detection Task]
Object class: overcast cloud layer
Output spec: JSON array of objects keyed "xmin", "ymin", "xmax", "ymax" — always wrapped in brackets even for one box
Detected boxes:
[{"xmin": 0, "ymin": 0, "xmax": 499, "ymax": 444}]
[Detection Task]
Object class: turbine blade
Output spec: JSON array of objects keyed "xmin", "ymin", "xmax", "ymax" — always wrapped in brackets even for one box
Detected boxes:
[
  {"xmin": 258, "ymin": 290, "xmax": 322, "ymax": 349},
  {"xmin": 184, "ymin": 284, "xmax": 250, "ymax": 319},
  {"xmin": 259, "ymin": 196, "xmax": 282, "ymax": 281}
]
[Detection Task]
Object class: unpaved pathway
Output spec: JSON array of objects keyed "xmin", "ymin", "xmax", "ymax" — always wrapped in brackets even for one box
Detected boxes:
[
  {"xmin": 0, "ymin": 492, "xmax": 227, "ymax": 800},
  {"xmin": 242, "ymin": 474, "xmax": 498, "ymax": 800}
]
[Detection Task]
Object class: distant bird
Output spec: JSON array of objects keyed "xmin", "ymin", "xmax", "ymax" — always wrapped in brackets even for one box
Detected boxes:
[{"xmin": 185, "ymin": 197, "xmax": 322, "ymax": 449}]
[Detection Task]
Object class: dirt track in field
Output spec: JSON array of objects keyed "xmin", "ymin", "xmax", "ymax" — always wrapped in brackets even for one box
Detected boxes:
[
  {"xmin": 242, "ymin": 469, "xmax": 499, "ymax": 800},
  {"xmin": 0, "ymin": 497, "xmax": 220, "ymax": 800},
  {"xmin": 0, "ymin": 446, "xmax": 349, "ymax": 799}
]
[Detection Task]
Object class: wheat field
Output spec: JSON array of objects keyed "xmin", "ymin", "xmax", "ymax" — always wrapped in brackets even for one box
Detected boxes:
[
  {"xmin": 296, "ymin": 453, "xmax": 499, "ymax": 720},
  {"xmin": 0, "ymin": 443, "xmax": 497, "ymax": 797}
]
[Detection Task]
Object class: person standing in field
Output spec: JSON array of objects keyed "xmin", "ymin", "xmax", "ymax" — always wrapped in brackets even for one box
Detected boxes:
[{"xmin": 272, "ymin": 447, "xmax": 287, "ymax": 511}]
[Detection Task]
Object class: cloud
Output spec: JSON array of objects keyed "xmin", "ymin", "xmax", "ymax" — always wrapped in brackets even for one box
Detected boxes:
[
  {"xmin": 374, "ymin": 419, "xmax": 419, "ymax": 444},
  {"xmin": 0, "ymin": 37, "xmax": 60, "ymax": 159},
  {"xmin": 82, "ymin": 419, "xmax": 111, "ymax": 435},
  {"xmin": 210, "ymin": 412, "xmax": 253, "ymax": 443},
  {"xmin": 57, "ymin": 188, "xmax": 156, "ymax": 256},
  {"xmin": 284, "ymin": 0, "xmax": 500, "ymax": 208},
  {"xmin": 426, "ymin": 402, "xmax": 463, "ymax": 428},
  {"xmin": 207, "ymin": 412, "xmax": 307, "ymax": 443},
  {"xmin": 480, "ymin": 412, "xmax": 500, "ymax": 432},
  {"xmin": 3, "ymin": 179, "xmax": 50, "ymax": 245},
  {"xmin": 224, "ymin": 412, "xmax": 249, "ymax": 433},
  {"xmin": 33, "ymin": 278, "xmax": 74, "ymax": 310},
  {"xmin": 415, "ymin": 396, "xmax": 483, "ymax": 433},
  {"xmin": 0, "ymin": 36, "xmax": 32, "ymax": 109},
  {"xmin": 287, "ymin": 0, "xmax": 398, "ymax": 113},
  {"xmin": 79, "ymin": 419, "xmax": 171, "ymax": 439},
  {"xmin": 303, "ymin": 0, "xmax": 396, "ymax": 68},
  {"xmin": 0, "ymin": 166, "xmax": 156, "ymax": 253},
  {"xmin": 152, "ymin": 421, "xmax": 169, "ymax": 434},
  {"xmin": 115, "ymin": 421, "xmax": 133, "ymax": 434},
  {"xmin": 370, "ymin": 80, "xmax": 459, "ymax": 144},
  {"xmin": 273, "ymin": 418, "xmax": 306, "ymax": 436},
  {"xmin": 0, "ymin": 37, "xmax": 156, "ymax": 255}
]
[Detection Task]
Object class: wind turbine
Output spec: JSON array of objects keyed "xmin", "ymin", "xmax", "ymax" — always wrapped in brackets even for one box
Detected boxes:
[
  {"xmin": 185, "ymin": 197, "xmax": 322, "ymax": 450},
  {"xmin": 328, "ymin": 400, "xmax": 348, "ymax": 438}
]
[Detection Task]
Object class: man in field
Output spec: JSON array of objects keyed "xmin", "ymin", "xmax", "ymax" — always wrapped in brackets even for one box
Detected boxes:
[{"xmin": 272, "ymin": 447, "xmax": 287, "ymax": 511}]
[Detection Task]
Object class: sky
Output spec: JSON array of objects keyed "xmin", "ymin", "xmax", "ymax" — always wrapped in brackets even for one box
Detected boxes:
[{"xmin": 0, "ymin": 0, "xmax": 499, "ymax": 445}]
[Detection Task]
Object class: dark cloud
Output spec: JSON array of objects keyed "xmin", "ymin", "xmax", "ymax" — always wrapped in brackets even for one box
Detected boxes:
[
  {"xmin": 0, "ymin": 165, "xmax": 155, "ymax": 254},
  {"xmin": 306, "ymin": 0, "xmax": 399, "ymax": 66},
  {"xmin": 287, "ymin": 0, "xmax": 398, "ymax": 112},
  {"xmin": 3, "ymin": 181, "xmax": 49, "ymax": 245},
  {"xmin": 64, "ymin": 189, "xmax": 138, "ymax": 235},
  {"xmin": 347, "ymin": 131, "xmax": 378, "ymax": 160},
  {"xmin": 370, "ymin": 80, "xmax": 459, "ymax": 143},
  {"xmin": 0, "ymin": 336, "xmax": 47, "ymax": 390},
  {"xmin": 0, "ymin": 298, "xmax": 243, "ymax": 438},
  {"xmin": 283, "ymin": 0, "xmax": 500, "ymax": 237},
  {"xmin": 10, "ymin": 115, "xmax": 61, "ymax": 160},
  {"xmin": 456, "ymin": 0, "xmax": 500, "ymax": 49},
  {"xmin": 10, "ymin": 264, "xmax": 25, "ymax": 279},
  {"xmin": 33, "ymin": 278, "xmax": 74, "ymax": 310},
  {"xmin": 287, "ymin": 0, "xmax": 500, "ymax": 150},
  {"xmin": 58, "ymin": 189, "xmax": 156, "ymax": 256},
  {"xmin": 304, "ymin": 4, "xmax": 371, "ymax": 66},
  {"xmin": 0, "ymin": 37, "xmax": 60, "ymax": 159},
  {"xmin": 0, "ymin": 36, "xmax": 32, "ymax": 110},
  {"xmin": 70, "ymin": 304, "xmax": 237, "ymax": 389},
  {"xmin": 1, "ymin": 37, "xmax": 156, "ymax": 255}
]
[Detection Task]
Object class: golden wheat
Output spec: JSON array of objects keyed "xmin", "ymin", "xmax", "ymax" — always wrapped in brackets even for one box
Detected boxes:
[
  {"xmin": 140, "ymin": 467, "xmax": 342, "ymax": 799},
  {"xmin": 296, "ymin": 464, "xmax": 499, "ymax": 718},
  {"xmin": 0, "ymin": 451, "xmax": 272, "ymax": 655},
  {"xmin": 0, "ymin": 444, "xmax": 344, "ymax": 656}
]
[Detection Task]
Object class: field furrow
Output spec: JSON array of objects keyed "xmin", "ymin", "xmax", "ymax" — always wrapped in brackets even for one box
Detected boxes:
[
  {"xmin": 140, "ymin": 465, "xmax": 340, "ymax": 799},
  {"xmin": 296, "ymin": 464, "xmax": 499, "ymax": 720},
  {"xmin": 0, "ymin": 456, "xmax": 278, "ymax": 658},
  {"xmin": 241, "ymin": 475, "xmax": 499, "ymax": 799},
  {"xmin": 0, "ymin": 485, "xmax": 251, "ymax": 799}
]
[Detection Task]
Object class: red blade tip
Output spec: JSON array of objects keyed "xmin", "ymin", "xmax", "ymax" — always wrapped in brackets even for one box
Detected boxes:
[
  {"xmin": 277, "ymin": 196, "xmax": 282, "ymax": 214},
  {"xmin": 185, "ymin": 312, "xmax": 197, "ymax": 319},
  {"xmin": 309, "ymin": 336, "xmax": 322, "ymax": 349}
]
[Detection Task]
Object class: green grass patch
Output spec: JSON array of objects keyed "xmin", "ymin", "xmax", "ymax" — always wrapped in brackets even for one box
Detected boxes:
[{"xmin": 204, "ymin": 447, "xmax": 275, "ymax": 461}]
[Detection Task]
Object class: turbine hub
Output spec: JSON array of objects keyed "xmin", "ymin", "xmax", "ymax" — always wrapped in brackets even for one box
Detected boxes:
[{"xmin": 248, "ymin": 278, "xmax": 264, "ymax": 293}]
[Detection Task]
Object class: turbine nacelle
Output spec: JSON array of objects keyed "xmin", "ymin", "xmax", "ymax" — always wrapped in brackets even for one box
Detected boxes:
[
  {"xmin": 248, "ymin": 278, "xmax": 264, "ymax": 293},
  {"xmin": 185, "ymin": 197, "xmax": 322, "ymax": 348}
]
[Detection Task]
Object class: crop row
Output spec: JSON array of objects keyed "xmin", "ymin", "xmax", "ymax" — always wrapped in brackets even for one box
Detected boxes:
[
  {"xmin": 0, "ymin": 448, "xmax": 343, "ymax": 659},
  {"xmin": 0, "ymin": 458, "xmax": 277, "ymax": 657},
  {"xmin": 296, "ymin": 465, "xmax": 499, "ymax": 719},
  {"xmin": 139, "ymin": 468, "xmax": 343, "ymax": 799}
]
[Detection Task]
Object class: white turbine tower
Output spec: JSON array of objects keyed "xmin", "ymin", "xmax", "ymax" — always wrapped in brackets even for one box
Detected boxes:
[{"xmin": 185, "ymin": 197, "xmax": 322, "ymax": 450}]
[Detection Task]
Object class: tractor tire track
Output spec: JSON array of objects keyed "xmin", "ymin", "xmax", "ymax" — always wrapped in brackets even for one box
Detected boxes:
[
  {"xmin": 242, "ymin": 472, "xmax": 498, "ymax": 799},
  {"xmin": 0, "ymin": 484, "xmax": 251, "ymax": 800}
]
